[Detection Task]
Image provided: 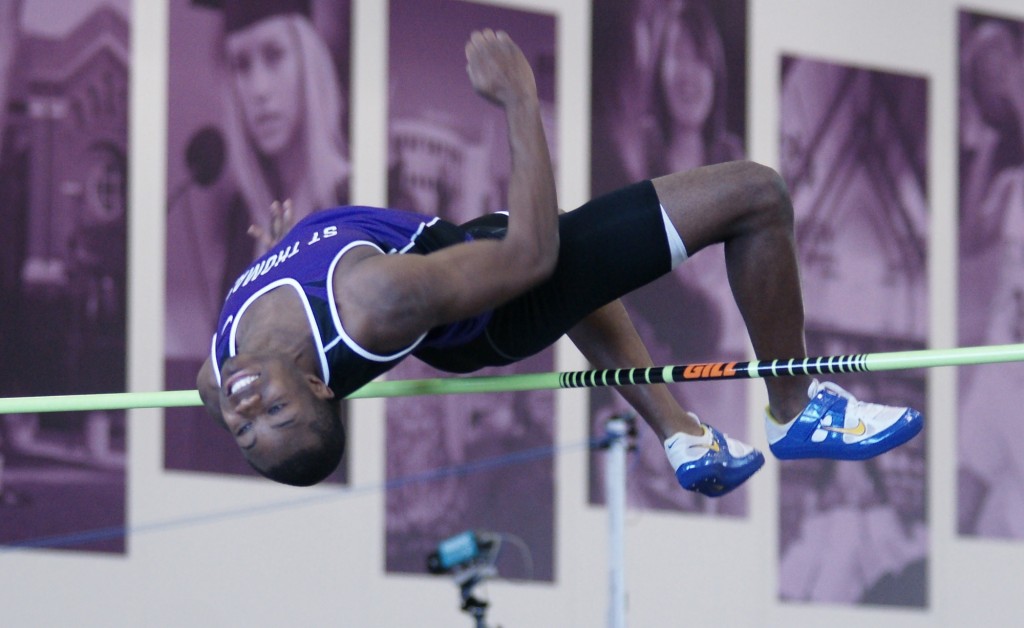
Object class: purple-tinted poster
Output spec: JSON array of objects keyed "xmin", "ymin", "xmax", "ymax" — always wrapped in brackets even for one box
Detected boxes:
[
  {"xmin": 957, "ymin": 10, "xmax": 1024, "ymax": 541},
  {"xmin": 164, "ymin": 0, "xmax": 351, "ymax": 482},
  {"xmin": 0, "ymin": 0, "xmax": 129, "ymax": 553},
  {"xmin": 385, "ymin": 0, "xmax": 557, "ymax": 582},
  {"xmin": 589, "ymin": 0, "xmax": 751, "ymax": 516},
  {"xmin": 778, "ymin": 56, "xmax": 929, "ymax": 608}
]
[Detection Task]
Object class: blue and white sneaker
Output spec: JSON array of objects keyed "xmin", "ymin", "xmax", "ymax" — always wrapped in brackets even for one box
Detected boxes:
[
  {"xmin": 664, "ymin": 418, "xmax": 765, "ymax": 497},
  {"xmin": 765, "ymin": 379, "xmax": 923, "ymax": 460}
]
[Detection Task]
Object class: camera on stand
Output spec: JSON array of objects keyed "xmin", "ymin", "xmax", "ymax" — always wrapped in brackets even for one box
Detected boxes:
[{"xmin": 427, "ymin": 530, "xmax": 502, "ymax": 628}]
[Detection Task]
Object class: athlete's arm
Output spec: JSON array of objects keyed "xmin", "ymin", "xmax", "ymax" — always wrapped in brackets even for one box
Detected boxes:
[
  {"xmin": 468, "ymin": 29, "xmax": 559, "ymax": 276},
  {"xmin": 335, "ymin": 30, "xmax": 559, "ymax": 353}
]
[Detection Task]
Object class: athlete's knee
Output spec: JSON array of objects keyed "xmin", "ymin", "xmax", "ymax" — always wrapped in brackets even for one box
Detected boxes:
[
  {"xmin": 738, "ymin": 161, "xmax": 793, "ymax": 231},
  {"xmin": 651, "ymin": 161, "xmax": 793, "ymax": 248}
]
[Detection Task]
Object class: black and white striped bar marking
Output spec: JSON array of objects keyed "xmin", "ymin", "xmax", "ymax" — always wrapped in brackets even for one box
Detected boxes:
[{"xmin": 558, "ymin": 354, "xmax": 871, "ymax": 388}]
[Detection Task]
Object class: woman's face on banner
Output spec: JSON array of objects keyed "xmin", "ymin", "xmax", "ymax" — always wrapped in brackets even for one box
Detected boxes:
[
  {"xmin": 968, "ymin": 25, "xmax": 1021, "ymax": 128},
  {"xmin": 660, "ymin": 20, "xmax": 714, "ymax": 130},
  {"xmin": 226, "ymin": 16, "xmax": 304, "ymax": 157}
]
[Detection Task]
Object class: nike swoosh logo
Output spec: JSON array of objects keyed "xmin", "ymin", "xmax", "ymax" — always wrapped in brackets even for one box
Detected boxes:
[{"xmin": 822, "ymin": 419, "xmax": 866, "ymax": 436}]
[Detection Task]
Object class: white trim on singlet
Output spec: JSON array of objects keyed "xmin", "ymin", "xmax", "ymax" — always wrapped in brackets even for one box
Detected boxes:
[
  {"xmin": 394, "ymin": 215, "xmax": 441, "ymax": 254},
  {"xmin": 212, "ymin": 278, "xmax": 331, "ymax": 385},
  {"xmin": 210, "ymin": 333, "xmax": 222, "ymax": 386},
  {"xmin": 211, "ymin": 314, "xmax": 236, "ymax": 386},
  {"xmin": 326, "ymin": 240, "xmax": 427, "ymax": 362}
]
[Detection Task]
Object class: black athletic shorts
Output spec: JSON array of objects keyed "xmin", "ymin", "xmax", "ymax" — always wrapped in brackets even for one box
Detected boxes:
[{"xmin": 410, "ymin": 180, "xmax": 672, "ymax": 373}]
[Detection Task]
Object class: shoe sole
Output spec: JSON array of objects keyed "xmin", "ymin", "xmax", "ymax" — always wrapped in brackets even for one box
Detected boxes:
[{"xmin": 678, "ymin": 451, "xmax": 765, "ymax": 497}]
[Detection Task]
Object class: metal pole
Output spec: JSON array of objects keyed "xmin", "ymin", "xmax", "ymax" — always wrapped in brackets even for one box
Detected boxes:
[{"xmin": 605, "ymin": 415, "xmax": 628, "ymax": 628}]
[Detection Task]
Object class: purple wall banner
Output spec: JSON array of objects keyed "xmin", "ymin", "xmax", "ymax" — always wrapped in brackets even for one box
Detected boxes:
[
  {"xmin": 778, "ymin": 54, "xmax": 929, "ymax": 608},
  {"xmin": 589, "ymin": 0, "xmax": 751, "ymax": 516},
  {"xmin": 385, "ymin": 0, "xmax": 557, "ymax": 582},
  {"xmin": 957, "ymin": 9, "xmax": 1024, "ymax": 542},
  {"xmin": 0, "ymin": 0, "xmax": 130, "ymax": 553},
  {"xmin": 163, "ymin": 0, "xmax": 352, "ymax": 482}
]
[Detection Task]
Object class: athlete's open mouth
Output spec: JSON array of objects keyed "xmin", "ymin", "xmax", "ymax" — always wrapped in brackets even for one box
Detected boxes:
[{"xmin": 227, "ymin": 372, "xmax": 260, "ymax": 396}]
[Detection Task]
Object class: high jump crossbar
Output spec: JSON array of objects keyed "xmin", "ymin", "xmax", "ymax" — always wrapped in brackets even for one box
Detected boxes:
[{"xmin": 1, "ymin": 343, "xmax": 1021, "ymax": 414}]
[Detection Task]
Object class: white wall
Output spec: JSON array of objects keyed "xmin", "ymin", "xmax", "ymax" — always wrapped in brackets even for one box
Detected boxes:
[{"xmin": 3, "ymin": 0, "xmax": 1023, "ymax": 626}]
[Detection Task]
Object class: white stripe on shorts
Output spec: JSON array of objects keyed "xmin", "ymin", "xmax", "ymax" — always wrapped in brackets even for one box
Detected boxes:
[{"xmin": 660, "ymin": 205, "xmax": 688, "ymax": 269}]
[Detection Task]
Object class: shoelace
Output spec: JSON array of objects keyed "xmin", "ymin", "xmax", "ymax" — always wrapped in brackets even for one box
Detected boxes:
[
  {"xmin": 811, "ymin": 379, "xmax": 853, "ymax": 400},
  {"xmin": 811, "ymin": 380, "xmax": 891, "ymax": 427}
]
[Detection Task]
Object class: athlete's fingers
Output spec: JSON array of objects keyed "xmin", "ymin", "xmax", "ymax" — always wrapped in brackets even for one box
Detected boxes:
[{"xmin": 247, "ymin": 224, "xmax": 270, "ymax": 247}]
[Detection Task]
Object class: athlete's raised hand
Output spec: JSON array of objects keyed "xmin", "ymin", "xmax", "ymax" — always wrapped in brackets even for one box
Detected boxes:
[
  {"xmin": 247, "ymin": 199, "xmax": 295, "ymax": 251},
  {"xmin": 465, "ymin": 29, "xmax": 537, "ymax": 107}
]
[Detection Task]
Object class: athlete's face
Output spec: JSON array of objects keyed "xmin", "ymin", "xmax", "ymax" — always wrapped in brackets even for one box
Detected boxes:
[
  {"xmin": 226, "ymin": 16, "xmax": 304, "ymax": 158},
  {"xmin": 660, "ymin": 22, "xmax": 714, "ymax": 130},
  {"xmin": 217, "ymin": 352, "xmax": 334, "ymax": 468}
]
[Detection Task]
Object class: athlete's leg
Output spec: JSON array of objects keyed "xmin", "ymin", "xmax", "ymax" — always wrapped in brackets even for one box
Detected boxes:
[
  {"xmin": 476, "ymin": 181, "xmax": 765, "ymax": 495},
  {"xmin": 654, "ymin": 161, "xmax": 923, "ymax": 461},
  {"xmin": 652, "ymin": 160, "xmax": 810, "ymax": 421},
  {"xmin": 567, "ymin": 300, "xmax": 701, "ymax": 438},
  {"xmin": 455, "ymin": 207, "xmax": 753, "ymax": 470}
]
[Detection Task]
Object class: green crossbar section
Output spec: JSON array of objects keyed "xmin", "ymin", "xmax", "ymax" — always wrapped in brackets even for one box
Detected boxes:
[{"xmin": 1, "ymin": 343, "xmax": 1022, "ymax": 414}]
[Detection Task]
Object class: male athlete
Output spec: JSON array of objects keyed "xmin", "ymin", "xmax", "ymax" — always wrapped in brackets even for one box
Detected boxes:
[{"xmin": 198, "ymin": 30, "xmax": 922, "ymax": 495}]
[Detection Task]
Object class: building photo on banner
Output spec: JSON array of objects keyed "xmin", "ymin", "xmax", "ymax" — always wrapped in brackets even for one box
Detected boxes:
[
  {"xmin": 777, "ymin": 55, "xmax": 929, "ymax": 608},
  {"xmin": 0, "ymin": 0, "xmax": 129, "ymax": 554},
  {"xmin": 163, "ymin": 0, "xmax": 351, "ymax": 482},
  {"xmin": 589, "ymin": 0, "xmax": 752, "ymax": 518},
  {"xmin": 384, "ymin": 0, "xmax": 558, "ymax": 583}
]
